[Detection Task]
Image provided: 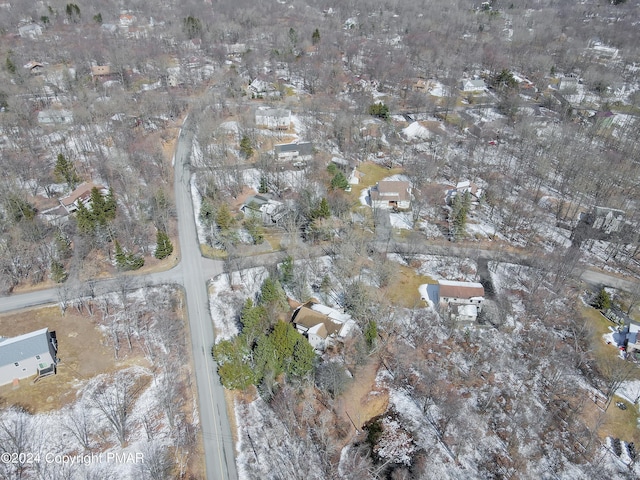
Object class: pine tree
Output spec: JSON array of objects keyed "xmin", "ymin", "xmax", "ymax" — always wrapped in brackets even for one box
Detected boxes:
[
  {"xmin": 50, "ymin": 260, "xmax": 68, "ymax": 283},
  {"xmin": 155, "ymin": 230, "xmax": 173, "ymax": 259},
  {"xmin": 290, "ymin": 336, "xmax": 315, "ymax": 377},
  {"xmin": 213, "ymin": 338, "xmax": 255, "ymax": 390},
  {"xmin": 239, "ymin": 135, "xmax": 253, "ymax": 159},
  {"xmin": 54, "ymin": 154, "xmax": 80, "ymax": 189},
  {"xmin": 114, "ymin": 240, "xmax": 127, "ymax": 269},
  {"xmin": 260, "ymin": 277, "xmax": 287, "ymax": 310},
  {"xmin": 280, "ymin": 255, "xmax": 294, "ymax": 285},
  {"xmin": 75, "ymin": 201, "xmax": 95, "ymax": 234},
  {"xmin": 312, "ymin": 197, "xmax": 331, "ymax": 219},
  {"xmin": 312, "ymin": 28, "xmax": 321, "ymax": 46},
  {"xmin": 258, "ymin": 176, "xmax": 268, "ymax": 194},
  {"xmin": 364, "ymin": 320, "xmax": 378, "ymax": 350},
  {"xmin": 330, "ymin": 171, "xmax": 349, "ymax": 190},
  {"xmin": 216, "ymin": 204, "xmax": 233, "ymax": 230}
]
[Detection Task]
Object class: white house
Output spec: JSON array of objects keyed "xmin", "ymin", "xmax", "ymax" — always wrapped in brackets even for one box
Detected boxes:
[
  {"xmin": 437, "ymin": 279, "xmax": 485, "ymax": 322},
  {"xmin": 255, "ymin": 108, "xmax": 291, "ymax": 130},
  {"xmin": 370, "ymin": 180, "xmax": 412, "ymax": 210},
  {"xmin": 291, "ymin": 302, "xmax": 356, "ymax": 351},
  {"xmin": 0, "ymin": 328, "xmax": 58, "ymax": 386},
  {"xmin": 446, "ymin": 180, "xmax": 483, "ymax": 205},
  {"xmin": 460, "ymin": 78, "xmax": 486, "ymax": 93}
]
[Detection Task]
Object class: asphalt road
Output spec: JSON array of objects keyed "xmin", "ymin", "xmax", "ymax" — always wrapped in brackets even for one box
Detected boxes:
[{"xmin": 174, "ymin": 117, "xmax": 236, "ymax": 480}]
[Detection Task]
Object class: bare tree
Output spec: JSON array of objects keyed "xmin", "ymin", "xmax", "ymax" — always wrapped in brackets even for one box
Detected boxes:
[{"xmin": 92, "ymin": 371, "xmax": 144, "ymax": 446}]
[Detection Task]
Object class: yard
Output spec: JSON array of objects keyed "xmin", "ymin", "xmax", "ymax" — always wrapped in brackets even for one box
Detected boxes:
[
  {"xmin": 349, "ymin": 162, "xmax": 403, "ymax": 204},
  {"xmin": 0, "ymin": 306, "xmax": 120, "ymax": 412}
]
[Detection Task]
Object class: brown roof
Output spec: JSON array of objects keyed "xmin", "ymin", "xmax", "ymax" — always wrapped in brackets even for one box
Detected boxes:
[
  {"xmin": 60, "ymin": 182, "xmax": 105, "ymax": 207},
  {"xmin": 291, "ymin": 304, "xmax": 342, "ymax": 336},
  {"xmin": 438, "ymin": 280, "xmax": 484, "ymax": 299},
  {"xmin": 370, "ymin": 181, "xmax": 411, "ymax": 203},
  {"xmin": 91, "ymin": 65, "xmax": 111, "ymax": 76}
]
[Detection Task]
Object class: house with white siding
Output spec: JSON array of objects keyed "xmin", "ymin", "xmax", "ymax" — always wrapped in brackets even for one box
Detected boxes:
[{"xmin": 0, "ymin": 328, "xmax": 58, "ymax": 386}]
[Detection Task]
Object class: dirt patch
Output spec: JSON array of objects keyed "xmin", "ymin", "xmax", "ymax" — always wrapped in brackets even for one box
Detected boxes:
[
  {"xmin": 0, "ymin": 306, "xmax": 119, "ymax": 412},
  {"xmin": 337, "ymin": 359, "xmax": 388, "ymax": 432}
]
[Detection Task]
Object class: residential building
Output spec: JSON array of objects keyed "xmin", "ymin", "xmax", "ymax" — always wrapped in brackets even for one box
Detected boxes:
[
  {"xmin": 370, "ymin": 180, "xmax": 412, "ymax": 210},
  {"xmin": 446, "ymin": 180, "xmax": 483, "ymax": 205},
  {"xmin": 459, "ymin": 78, "xmax": 486, "ymax": 93},
  {"xmin": 59, "ymin": 182, "xmax": 108, "ymax": 214},
  {"xmin": 37, "ymin": 109, "xmax": 74, "ymax": 125},
  {"xmin": 437, "ymin": 280, "xmax": 485, "ymax": 322},
  {"xmin": 255, "ymin": 108, "xmax": 291, "ymax": 130},
  {"xmin": 274, "ymin": 141, "xmax": 313, "ymax": 161},
  {"xmin": 0, "ymin": 328, "xmax": 58, "ymax": 386},
  {"xmin": 240, "ymin": 194, "xmax": 287, "ymax": 224},
  {"xmin": 291, "ymin": 301, "xmax": 356, "ymax": 351}
]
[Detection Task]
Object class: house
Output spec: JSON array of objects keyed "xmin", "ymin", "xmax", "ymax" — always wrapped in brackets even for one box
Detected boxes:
[
  {"xmin": 23, "ymin": 61, "xmax": 44, "ymax": 74},
  {"xmin": 291, "ymin": 301, "xmax": 356, "ymax": 351},
  {"xmin": 274, "ymin": 141, "xmax": 313, "ymax": 161},
  {"xmin": 459, "ymin": 78, "xmax": 486, "ymax": 93},
  {"xmin": 240, "ymin": 195, "xmax": 287, "ymax": 224},
  {"xmin": 613, "ymin": 321, "xmax": 640, "ymax": 355},
  {"xmin": 437, "ymin": 280, "xmax": 485, "ymax": 322},
  {"xmin": 18, "ymin": 23, "xmax": 43, "ymax": 39},
  {"xmin": 558, "ymin": 76, "xmax": 579, "ymax": 92},
  {"xmin": 249, "ymin": 77, "xmax": 280, "ymax": 98},
  {"xmin": 59, "ymin": 182, "xmax": 108, "ymax": 214},
  {"xmin": 370, "ymin": 180, "xmax": 412, "ymax": 210},
  {"xmin": 255, "ymin": 108, "xmax": 291, "ymax": 130},
  {"xmin": 91, "ymin": 65, "xmax": 112, "ymax": 77},
  {"xmin": 446, "ymin": 180, "xmax": 483, "ymax": 205},
  {"xmin": 0, "ymin": 328, "xmax": 58, "ymax": 386},
  {"xmin": 37, "ymin": 109, "xmax": 74, "ymax": 125}
]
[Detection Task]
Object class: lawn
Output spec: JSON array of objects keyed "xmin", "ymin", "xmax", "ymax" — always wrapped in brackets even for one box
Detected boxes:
[
  {"xmin": 581, "ymin": 305, "xmax": 640, "ymax": 443},
  {"xmin": 385, "ymin": 265, "xmax": 436, "ymax": 309},
  {"xmin": 349, "ymin": 162, "xmax": 403, "ymax": 204},
  {"xmin": 0, "ymin": 306, "xmax": 119, "ymax": 412}
]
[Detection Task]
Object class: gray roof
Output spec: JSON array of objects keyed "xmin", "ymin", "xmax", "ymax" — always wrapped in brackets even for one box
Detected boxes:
[
  {"xmin": 275, "ymin": 141, "xmax": 312, "ymax": 155},
  {"xmin": 0, "ymin": 328, "xmax": 53, "ymax": 366}
]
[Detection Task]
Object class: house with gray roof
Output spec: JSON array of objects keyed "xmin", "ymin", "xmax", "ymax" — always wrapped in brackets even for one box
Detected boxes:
[
  {"xmin": 274, "ymin": 141, "xmax": 313, "ymax": 161},
  {"xmin": 0, "ymin": 328, "xmax": 58, "ymax": 386}
]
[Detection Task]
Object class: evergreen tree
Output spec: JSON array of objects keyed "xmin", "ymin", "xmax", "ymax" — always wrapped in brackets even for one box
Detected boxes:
[
  {"xmin": 213, "ymin": 338, "xmax": 255, "ymax": 390},
  {"xmin": 593, "ymin": 288, "xmax": 612, "ymax": 310},
  {"xmin": 154, "ymin": 230, "xmax": 173, "ymax": 259},
  {"xmin": 260, "ymin": 276, "xmax": 288, "ymax": 310},
  {"xmin": 54, "ymin": 154, "xmax": 81, "ymax": 189},
  {"xmin": 364, "ymin": 320, "xmax": 378, "ymax": 351},
  {"xmin": 271, "ymin": 321, "xmax": 299, "ymax": 374},
  {"xmin": 216, "ymin": 204, "xmax": 234, "ymax": 230},
  {"xmin": 311, "ymin": 197, "xmax": 331, "ymax": 220},
  {"xmin": 290, "ymin": 336, "xmax": 315, "ymax": 377},
  {"xmin": 312, "ymin": 28, "xmax": 321, "ymax": 45},
  {"xmin": 280, "ymin": 255, "xmax": 294, "ymax": 285},
  {"xmin": 199, "ymin": 199, "xmax": 215, "ymax": 226},
  {"xmin": 330, "ymin": 171, "xmax": 349, "ymax": 190},
  {"xmin": 239, "ymin": 135, "xmax": 253, "ymax": 159},
  {"xmin": 5, "ymin": 196, "xmax": 36, "ymax": 223},
  {"xmin": 5, "ymin": 56, "xmax": 16, "ymax": 74},
  {"xmin": 182, "ymin": 16, "xmax": 202, "ymax": 39},
  {"xmin": 50, "ymin": 260, "xmax": 68, "ymax": 283},
  {"xmin": 114, "ymin": 240, "xmax": 144, "ymax": 271},
  {"xmin": 55, "ymin": 231, "xmax": 72, "ymax": 259},
  {"xmin": 75, "ymin": 201, "xmax": 95, "ymax": 234},
  {"xmin": 258, "ymin": 176, "xmax": 268, "ymax": 194},
  {"xmin": 93, "ymin": 12, "xmax": 102, "ymax": 24},
  {"xmin": 368, "ymin": 103, "xmax": 390, "ymax": 120},
  {"xmin": 244, "ymin": 215, "xmax": 264, "ymax": 244}
]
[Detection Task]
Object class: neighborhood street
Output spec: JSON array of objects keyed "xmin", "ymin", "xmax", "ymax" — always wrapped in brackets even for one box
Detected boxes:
[{"xmin": 173, "ymin": 116, "xmax": 236, "ymax": 480}]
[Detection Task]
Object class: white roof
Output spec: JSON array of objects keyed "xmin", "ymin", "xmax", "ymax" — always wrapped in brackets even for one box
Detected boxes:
[
  {"xmin": 438, "ymin": 280, "xmax": 484, "ymax": 289},
  {"xmin": 338, "ymin": 319, "xmax": 357, "ymax": 338},
  {"xmin": 310, "ymin": 304, "xmax": 352, "ymax": 324},
  {"xmin": 458, "ymin": 304, "xmax": 478, "ymax": 317}
]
